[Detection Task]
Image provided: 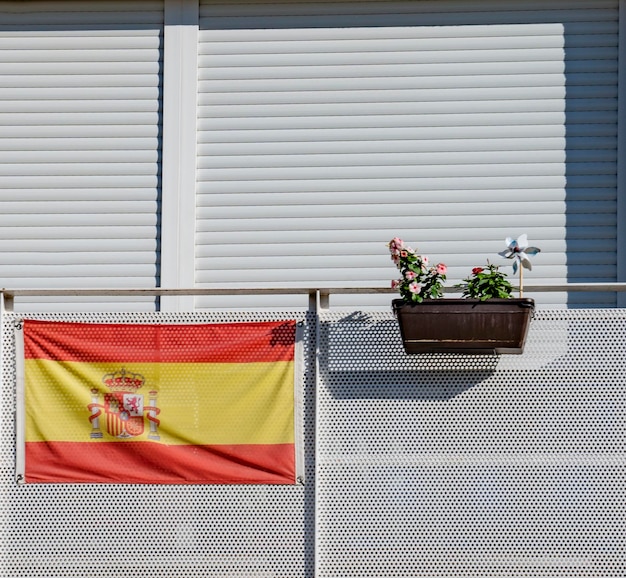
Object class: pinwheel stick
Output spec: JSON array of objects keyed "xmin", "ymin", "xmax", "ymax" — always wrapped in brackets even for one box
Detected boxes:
[{"xmin": 519, "ymin": 266, "xmax": 524, "ymax": 298}]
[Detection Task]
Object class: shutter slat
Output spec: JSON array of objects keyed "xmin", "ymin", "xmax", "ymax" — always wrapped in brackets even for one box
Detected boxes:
[
  {"xmin": 197, "ymin": 175, "xmax": 616, "ymax": 193},
  {"xmin": 1, "ymin": 151, "xmax": 158, "ymax": 163},
  {"xmin": 0, "ymin": 200, "xmax": 158, "ymax": 213},
  {"xmin": 198, "ymin": 46, "xmax": 617, "ymax": 67},
  {"xmin": 197, "ymin": 252, "xmax": 617, "ymax": 271},
  {"xmin": 200, "ymin": 72, "xmax": 617, "ymax": 92},
  {"xmin": 196, "ymin": 237, "xmax": 616, "ymax": 258},
  {"xmin": 199, "ymin": 125, "xmax": 609, "ymax": 143},
  {"xmin": 201, "ymin": 61, "xmax": 616, "ymax": 80},
  {"xmin": 195, "ymin": 212, "xmax": 615, "ymax": 232},
  {"xmin": 199, "ymin": 150, "xmax": 617, "ymax": 169},
  {"xmin": 199, "ymin": 99, "xmax": 614, "ymax": 118},
  {"xmin": 0, "ymin": 112, "xmax": 159, "ymax": 126},
  {"xmin": 198, "ymin": 137, "xmax": 617, "ymax": 155},
  {"xmin": 0, "ymin": 214, "xmax": 157, "ymax": 227},
  {"xmin": 2, "ymin": 238, "xmax": 157, "ymax": 251},
  {"xmin": 200, "ymin": 33, "xmax": 614, "ymax": 55},
  {"xmin": 0, "ymin": 252, "xmax": 156, "ymax": 265},
  {"xmin": 201, "ymin": 20, "xmax": 618, "ymax": 41},
  {"xmin": 198, "ymin": 188, "xmax": 616, "ymax": 206},
  {"xmin": 0, "ymin": 226, "xmax": 157, "ymax": 240},
  {"xmin": 197, "ymin": 162, "xmax": 616, "ymax": 181},
  {"xmin": 197, "ymin": 225, "xmax": 613, "ymax": 245},
  {"xmin": 199, "ymin": 111, "xmax": 615, "ymax": 130},
  {"xmin": 194, "ymin": 264, "xmax": 617, "ymax": 284},
  {"xmin": 0, "ymin": 263, "xmax": 157, "ymax": 276},
  {"xmin": 197, "ymin": 200, "xmax": 616, "ymax": 220},
  {"xmin": 200, "ymin": 86, "xmax": 615, "ymax": 105}
]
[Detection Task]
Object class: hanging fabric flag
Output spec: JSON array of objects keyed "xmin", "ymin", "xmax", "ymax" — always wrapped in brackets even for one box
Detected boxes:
[{"xmin": 16, "ymin": 319, "xmax": 303, "ymax": 485}]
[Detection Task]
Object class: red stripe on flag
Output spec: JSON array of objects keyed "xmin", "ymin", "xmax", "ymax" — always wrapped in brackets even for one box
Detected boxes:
[
  {"xmin": 25, "ymin": 441, "xmax": 296, "ymax": 484},
  {"xmin": 23, "ymin": 320, "xmax": 296, "ymax": 363}
]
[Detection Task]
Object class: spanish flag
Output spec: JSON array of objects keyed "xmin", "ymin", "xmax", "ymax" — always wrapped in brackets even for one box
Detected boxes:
[{"xmin": 17, "ymin": 319, "xmax": 302, "ymax": 485}]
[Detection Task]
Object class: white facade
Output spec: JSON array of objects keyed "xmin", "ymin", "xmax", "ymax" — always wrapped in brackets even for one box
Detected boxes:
[
  {"xmin": 0, "ymin": 4, "xmax": 624, "ymax": 577},
  {"xmin": 0, "ymin": 0, "xmax": 624, "ymax": 311}
]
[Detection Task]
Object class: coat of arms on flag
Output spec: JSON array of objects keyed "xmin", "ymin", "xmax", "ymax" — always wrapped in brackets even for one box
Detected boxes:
[
  {"xmin": 16, "ymin": 319, "xmax": 304, "ymax": 485},
  {"xmin": 88, "ymin": 369, "xmax": 161, "ymax": 440}
]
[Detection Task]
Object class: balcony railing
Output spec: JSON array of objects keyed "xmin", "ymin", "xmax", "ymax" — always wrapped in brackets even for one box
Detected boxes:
[{"xmin": 2, "ymin": 283, "xmax": 626, "ymax": 311}]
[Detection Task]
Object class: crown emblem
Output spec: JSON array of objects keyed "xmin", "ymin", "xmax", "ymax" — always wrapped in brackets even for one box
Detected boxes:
[
  {"xmin": 89, "ymin": 369, "xmax": 159, "ymax": 441},
  {"xmin": 102, "ymin": 368, "xmax": 145, "ymax": 392}
]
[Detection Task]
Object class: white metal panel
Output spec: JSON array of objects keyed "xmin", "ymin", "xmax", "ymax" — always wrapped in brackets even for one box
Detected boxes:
[
  {"xmin": 196, "ymin": 0, "xmax": 618, "ymax": 309},
  {"xmin": 0, "ymin": 308, "xmax": 315, "ymax": 577},
  {"xmin": 0, "ymin": 0, "xmax": 164, "ymax": 312},
  {"xmin": 316, "ymin": 307, "xmax": 626, "ymax": 577}
]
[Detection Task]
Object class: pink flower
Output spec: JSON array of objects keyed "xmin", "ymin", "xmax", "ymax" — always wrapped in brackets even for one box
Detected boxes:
[
  {"xmin": 436, "ymin": 263, "xmax": 447, "ymax": 275},
  {"xmin": 422, "ymin": 256, "xmax": 429, "ymax": 265},
  {"xmin": 405, "ymin": 271, "xmax": 417, "ymax": 281},
  {"xmin": 388, "ymin": 237, "xmax": 404, "ymax": 254},
  {"xmin": 409, "ymin": 282, "xmax": 422, "ymax": 294},
  {"xmin": 391, "ymin": 279, "xmax": 401, "ymax": 289},
  {"xmin": 472, "ymin": 267, "xmax": 484, "ymax": 275},
  {"xmin": 400, "ymin": 250, "xmax": 408, "ymax": 258}
]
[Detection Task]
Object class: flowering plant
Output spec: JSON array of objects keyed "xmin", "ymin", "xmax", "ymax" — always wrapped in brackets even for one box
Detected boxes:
[
  {"xmin": 457, "ymin": 262, "xmax": 514, "ymax": 300},
  {"xmin": 388, "ymin": 237, "xmax": 447, "ymax": 303}
]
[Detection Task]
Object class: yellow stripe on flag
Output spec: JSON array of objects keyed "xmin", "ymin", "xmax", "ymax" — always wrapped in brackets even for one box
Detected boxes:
[{"xmin": 25, "ymin": 359, "xmax": 294, "ymax": 445}]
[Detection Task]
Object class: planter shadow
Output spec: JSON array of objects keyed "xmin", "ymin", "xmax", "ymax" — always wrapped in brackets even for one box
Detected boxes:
[{"xmin": 324, "ymin": 368, "xmax": 498, "ymax": 400}]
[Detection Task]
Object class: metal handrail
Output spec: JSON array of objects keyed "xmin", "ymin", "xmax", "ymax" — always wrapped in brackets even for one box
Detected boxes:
[
  {"xmin": 3, "ymin": 283, "xmax": 626, "ymax": 298},
  {"xmin": 2, "ymin": 284, "xmax": 626, "ymax": 313}
]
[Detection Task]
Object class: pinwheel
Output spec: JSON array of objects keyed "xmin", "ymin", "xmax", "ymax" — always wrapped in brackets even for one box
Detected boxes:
[{"xmin": 498, "ymin": 234, "xmax": 540, "ymax": 297}]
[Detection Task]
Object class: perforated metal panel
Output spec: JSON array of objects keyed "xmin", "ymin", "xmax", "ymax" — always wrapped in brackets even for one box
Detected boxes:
[
  {"xmin": 1, "ymin": 310, "xmax": 315, "ymax": 578},
  {"xmin": 2, "ymin": 308, "xmax": 625, "ymax": 577},
  {"xmin": 316, "ymin": 308, "xmax": 625, "ymax": 577}
]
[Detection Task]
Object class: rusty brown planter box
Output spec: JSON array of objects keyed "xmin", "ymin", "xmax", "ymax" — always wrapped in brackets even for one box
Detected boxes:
[{"xmin": 392, "ymin": 298, "xmax": 535, "ymax": 354}]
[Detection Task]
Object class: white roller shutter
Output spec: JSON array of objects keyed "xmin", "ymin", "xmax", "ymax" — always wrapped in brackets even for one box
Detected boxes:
[
  {"xmin": 196, "ymin": 0, "xmax": 618, "ymax": 308},
  {"xmin": 0, "ymin": 0, "xmax": 163, "ymax": 312}
]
